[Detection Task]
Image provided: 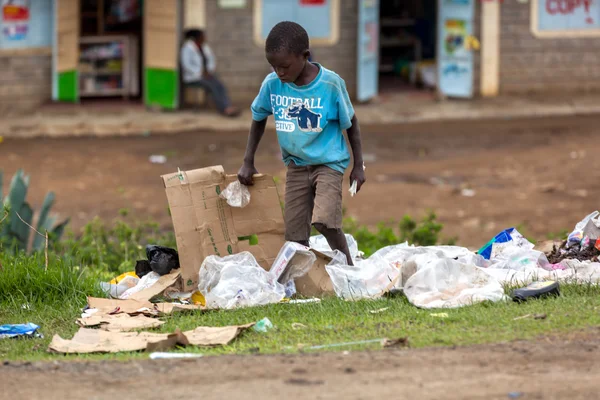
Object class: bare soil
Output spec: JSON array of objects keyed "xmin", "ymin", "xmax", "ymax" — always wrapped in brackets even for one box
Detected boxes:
[
  {"xmin": 1, "ymin": 115, "xmax": 599, "ymax": 248},
  {"xmin": 2, "ymin": 331, "xmax": 600, "ymax": 399}
]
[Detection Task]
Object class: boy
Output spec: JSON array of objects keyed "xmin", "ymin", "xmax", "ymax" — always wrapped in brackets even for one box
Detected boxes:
[{"xmin": 237, "ymin": 21, "xmax": 365, "ymax": 265}]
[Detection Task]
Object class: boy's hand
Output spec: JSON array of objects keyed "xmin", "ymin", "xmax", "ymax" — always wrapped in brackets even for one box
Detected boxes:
[
  {"xmin": 350, "ymin": 164, "xmax": 366, "ymax": 192},
  {"xmin": 237, "ymin": 162, "xmax": 259, "ymax": 186}
]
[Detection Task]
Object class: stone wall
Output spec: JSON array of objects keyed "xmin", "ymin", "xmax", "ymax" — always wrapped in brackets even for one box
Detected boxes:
[
  {"xmin": 500, "ymin": 2, "xmax": 600, "ymax": 93},
  {"xmin": 0, "ymin": 50, "xmax": 52, "ymax": 116},
  {"xmin": 204, "ymin": 0, "xmax": 358, "ymax": 104}
]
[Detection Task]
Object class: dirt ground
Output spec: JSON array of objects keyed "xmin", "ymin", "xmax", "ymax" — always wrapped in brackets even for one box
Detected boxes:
[
  {"xmin": 2, "ymin": 331, "xmax": 600, "ymax": 399},
  {"xmin": 1, "ymin": 115, "xmax": 599, "ymax": 248}
]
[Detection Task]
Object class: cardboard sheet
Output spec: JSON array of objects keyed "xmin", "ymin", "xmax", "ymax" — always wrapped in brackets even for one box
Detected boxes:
[
  {"xmin": 76, "ymin": 313, "xmax": 165, "ymax": 331},
  {"xmin": 48, "ymin": 323, "xmax": 255, "ymax": 354},
  {"xmin": 162, "ymin": 166, "xmax": 285, "ymax": 290}
]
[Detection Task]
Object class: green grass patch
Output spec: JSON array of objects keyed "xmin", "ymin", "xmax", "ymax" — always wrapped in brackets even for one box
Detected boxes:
[{"xmin": 2, "ymin": 251, "xmax": 600, "ymax": 362}]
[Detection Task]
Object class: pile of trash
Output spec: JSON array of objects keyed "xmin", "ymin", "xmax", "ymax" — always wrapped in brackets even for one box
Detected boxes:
[{"xmin": 44, "ymin": 168, "xmax": 600, "ymax": 355}]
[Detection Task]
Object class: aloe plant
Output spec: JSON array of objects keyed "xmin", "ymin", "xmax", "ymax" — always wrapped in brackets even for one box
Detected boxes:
[{"xmin": 0, "ymin": 169, "xmax": 69, "ymax": 252}]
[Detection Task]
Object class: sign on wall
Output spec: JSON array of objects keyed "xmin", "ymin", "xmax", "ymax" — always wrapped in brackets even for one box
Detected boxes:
[
  {"xmin": 2, "ymin": 0, "xmax": 30, "ymax": 41},
  {"xmin": 437, "ymin": 0, "xmax": 475, "ymax": 98},
  {"xmin": 0, "ymin": 0, "xmax": 52, "ymax": 49},
  {"xmin": 254, "ymin": 0, "xmax": 339, "ymax": 45},
  {"xmin": 531, "ymin": 0, "xmax": 600, "ymax": 37}
]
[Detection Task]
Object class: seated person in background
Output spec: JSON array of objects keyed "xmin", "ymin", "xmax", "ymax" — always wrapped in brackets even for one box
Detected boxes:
[{"xmin": 180, "ymin": 29, "xmax": 240, "ymax": 117}]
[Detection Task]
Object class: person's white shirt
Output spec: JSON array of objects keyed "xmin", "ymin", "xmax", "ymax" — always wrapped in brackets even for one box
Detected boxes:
[{"xmin": 180, "ymin": 39, "xmax": 217, "ymax": 83}]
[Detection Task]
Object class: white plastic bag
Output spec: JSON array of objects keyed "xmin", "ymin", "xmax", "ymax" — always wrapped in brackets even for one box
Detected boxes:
[
  {"xmin": 120, "ymin": 272, "xmax": 161, "ymax": 299},
  {"xmin": 309, "ymin": 234, "xmax": 361, "ymax": 260},
  {"xmin": 198, "ymin": 252, "xmax": 285, "ymax": 309},
  {"xmin": 100, "ymin": 275, "xmax": 140, "ymax": 299},
  {"xmin": 403, "ymin": 258, "xmax": 506, "ymax": 309},
  {"xmin": 325, "ymin": 254, "xmax": 400, "ymax": 300},
  {"xmin": 219, "ymin": 181, "xmax": 250, "ymax": 208}
]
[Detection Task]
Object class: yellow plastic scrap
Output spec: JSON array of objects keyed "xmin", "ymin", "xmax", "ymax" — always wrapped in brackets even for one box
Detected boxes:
[
  {"xmin": 109, "ymin": 271, "xmax": 139, "ymax": 284},
  {"xmin": 191, "ymin": 291, "xmax": 206, "ymax": 306}
]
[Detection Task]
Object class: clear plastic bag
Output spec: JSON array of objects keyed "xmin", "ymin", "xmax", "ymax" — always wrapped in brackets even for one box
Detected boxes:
[
  {"xmin": 403, "ymin": 258, "xmax": 506, "ymax": 309},
  {"xmin": 270, "ymin": 242, "xmax": 316, "ymax": 284},
  {"xmin": 488, "ymin": 247, "xmax": 550, "ymax": 271},
  {"xmin": 325, "ymin": 254, "xmax": 400, "ymax": 300},
  {"xmin": 120, "ymin": 272, "xmax": 161, "ymax": 299},
  {"xmin": 309, "ymin": 234, "xmax": 360, "ymax": 260},
  {"xmin": 568, "ymin": 211, "xmax": 600, "ymax": 247},
  {"xmin": 100, "ymin": 275, "xmax": 140, "ymax": 299},
  {"xmin": 198, "ymin": 252, "xmax": 285, "ymax": 309},
  {"xmin": 219, "ymin": 180, "xmax": 251, "ymax": 208}
]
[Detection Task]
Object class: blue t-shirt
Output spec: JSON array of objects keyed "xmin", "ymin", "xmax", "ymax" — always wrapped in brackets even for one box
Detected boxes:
[{"xmin": 251, "ymin": 64, "xmax": 355, "ymax": 173}]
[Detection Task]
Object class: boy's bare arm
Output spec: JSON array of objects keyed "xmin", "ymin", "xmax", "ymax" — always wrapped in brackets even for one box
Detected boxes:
[
  {"xmin": 347, "ymin": 115, "xmax": 366, "ymax": 192},
  {"xmin": 238, "ymin": 118, "xmax": 267, "ymax": 185}
]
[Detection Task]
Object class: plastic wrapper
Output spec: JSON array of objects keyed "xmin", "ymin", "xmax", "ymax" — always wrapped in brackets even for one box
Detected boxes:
[
  {"xmin": 219, "ymin": 180, "xmax": 251, "ymax": 208},
  {"xmin": 100, "ymin": 275, "xmax": 140, "ymax": 298},
  {"xmin": 325, "ymin": 254, "xmax": 400, "ymax": 300},
  {"xmin": 120, "ymin": 272, "xmax": 161, "ymax": 300},
  {"xmin": 198, "ymin": 252, "xmax": 285, "ymax": 309},
  {"xmin": 309, "ymin": 234, "xmax": 360, "ymax": 260},
  {"xmin": 270, "ymin": 241, "xmax": 316, "ymax": 284},
  {"xmin": 403, "ymin": 258, "xmax": 506, "ymax": 309}
]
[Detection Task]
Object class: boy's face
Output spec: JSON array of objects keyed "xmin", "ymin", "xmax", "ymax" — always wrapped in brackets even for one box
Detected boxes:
[{"xmin": 266, "ymin": 50, "xmax": 308, "ymax": 83}]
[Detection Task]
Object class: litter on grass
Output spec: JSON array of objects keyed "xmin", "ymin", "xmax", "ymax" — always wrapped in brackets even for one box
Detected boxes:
[
  {"xmin": 149, "ymin": 352, "xmax": 203, "ymax": 360},
  {"xmin": 48, "ymin": 323, "xmax": 255, "ymax": 354},
  {"xmin": 253, "ymin": 317, "xmax": 274, "ymax": 333},
  {"xmin": 0, "ymin": 323, "xmax": 41, "ymax": 339}
]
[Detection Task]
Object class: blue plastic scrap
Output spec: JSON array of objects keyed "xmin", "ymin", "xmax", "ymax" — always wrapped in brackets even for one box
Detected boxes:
[
  {"xmin": 478, "ymin": 227, "xmax": 517, "ymax": 260},
  {"xmin": 0, "ymin": 323, "xmax": 41, "ymax": 339}
]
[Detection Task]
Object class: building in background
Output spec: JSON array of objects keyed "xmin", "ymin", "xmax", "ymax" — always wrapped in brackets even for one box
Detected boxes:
[{"xmin": 1, "ymin": 0, "xmax": 600, "ymax": 115}]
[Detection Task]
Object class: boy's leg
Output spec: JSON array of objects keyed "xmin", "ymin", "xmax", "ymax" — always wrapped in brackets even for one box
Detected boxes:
[
  {"xmin": 310, "ymin": 166, "xmax": 353, "ymax": 265},
  {"xmin": 284, "ymin": 163, "xmax": 314, "ymax": 247}
]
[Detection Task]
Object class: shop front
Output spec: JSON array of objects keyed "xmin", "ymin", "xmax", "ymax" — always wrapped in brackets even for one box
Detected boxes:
[{"xmin": 54, "ymin": 0, "xmax": 183, "ymax": 109}]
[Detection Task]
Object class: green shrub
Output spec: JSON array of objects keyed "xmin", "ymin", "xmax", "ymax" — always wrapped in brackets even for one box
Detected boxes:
[
  {"xmin": 0, "ymin": 170, "xmax": 69, "ymax": 252},
  {"xmin": 343, "ymin": 211, "xmax": 455, "ymax": 257},
  {"xmin": 53, "ymin": 211, "xmax": 176, "ymax": 277}
]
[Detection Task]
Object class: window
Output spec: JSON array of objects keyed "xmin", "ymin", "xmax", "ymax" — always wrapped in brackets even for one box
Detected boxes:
[
  {"xmin": 531, "ymin": 0, "xmax": 600, "ymax": 37},
  {"xmin": 253, "ymin": 0, "xmax": 340, "ymax": 46}
]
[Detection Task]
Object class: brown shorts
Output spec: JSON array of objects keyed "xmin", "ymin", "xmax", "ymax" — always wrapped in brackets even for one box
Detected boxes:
[{"xmin": 284, "ymin": 162, "xmax": 344, "ymax": 242}]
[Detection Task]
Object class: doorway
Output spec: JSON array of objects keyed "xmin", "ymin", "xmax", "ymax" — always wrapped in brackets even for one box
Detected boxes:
[
  {"xmin": 378, "ymin": 0, "xmax": 437, "ymax": 94},
  {"xmin": 78, "ymin": 0, "xmax": 142, "ymax": 102}
]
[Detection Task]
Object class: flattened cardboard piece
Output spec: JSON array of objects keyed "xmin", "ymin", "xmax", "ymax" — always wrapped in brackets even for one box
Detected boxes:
[
  {"xmin": 294, "ymin": 249, "xmax": 335, "ymax": 297},
  {"xmin": 184, "ymin": 323, "xmax": 254, "ymax": 346},
  {"xmin": 48, "ymin": 329, "xmax": 163, "ymax": 354},
  {"xmin": 87, "ymin": 297, "xmax": 153, "ymax": 314},
  {"xmin": 145, "ymin": 329, "xmax": 189, "ymax": 352},
  {"xmin": 128, "ymin": 270, "xmax": 181, "ymax": 301},
  {"xmin": 154, "ymin": 303, "xmax": 203, "ymax": 314},
  {"xmin": 163, "ymin": 166, "xmax": 285, "ymax": 290},
  {"xmin": 76, "ymin": 313, "xmax": 165, "ymax": 332},
  {"xmin": 48, "ymin": 323, "xmax": 255, "ymax": 354}
]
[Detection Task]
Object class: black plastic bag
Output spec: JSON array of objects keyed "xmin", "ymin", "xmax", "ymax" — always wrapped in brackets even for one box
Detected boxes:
[
  {"xmin": 146, "ymin": 245, "xmax": 180, "ymax": 276},
  {"xmin": 135, "ymin": 260, "xmax": 153, "ymax": 278}
]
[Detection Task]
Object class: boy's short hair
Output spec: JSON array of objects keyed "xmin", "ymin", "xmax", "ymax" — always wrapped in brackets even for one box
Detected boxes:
[{"xmin": 265, "ymin": 21, "xmax": 309, "ymax": 55}]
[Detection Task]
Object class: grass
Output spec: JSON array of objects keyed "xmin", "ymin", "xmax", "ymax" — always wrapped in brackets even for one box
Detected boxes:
[
  {"xmin": 0, "ymin": 215, "xmax": 596, "ymax": 362},
  {"xmin": 2, "ymin": 249, "xmax": 600, "ymax": 362}
]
